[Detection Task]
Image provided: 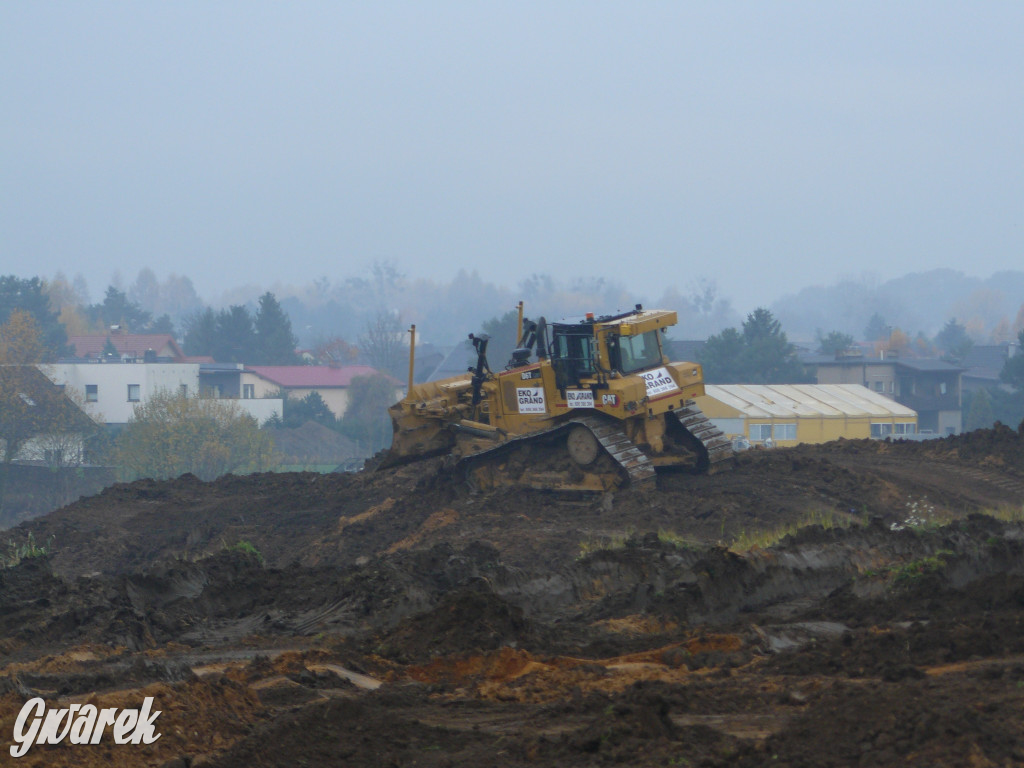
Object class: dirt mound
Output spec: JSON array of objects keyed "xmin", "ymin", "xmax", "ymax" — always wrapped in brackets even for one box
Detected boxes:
[
  {"xmin": 725, "ymin": 677, "xmax": 1024, "ymax": 768},
  {"xmin": 374, "ymin": 588, "xmax": 535, "ymax": 663},
  {"xmin": 4, "ymin": 427, "xmax": 1024, "ymax": 766},
  {"xmin": 9, "ymin": 426, "xmax": 1023, "ymax": 582}
]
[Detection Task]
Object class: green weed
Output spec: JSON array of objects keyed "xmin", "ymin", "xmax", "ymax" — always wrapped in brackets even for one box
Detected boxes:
[
  {"xmin": 577, "ymin": 527, "xmax": 636, "ymax": 559},
  {"xmin": 227, "ymin": 539, "xmax": 264, "ymax": 564},
  {"xmin": 2, "ymin": 532, "xmax": 54, "ymax": 568},
  {"xmin": 657, "ymin": 529, "xmax": 695, "ymax": 549},
  {"xmin": 729, "ymin": 508, "xmax": 858, "ymax": 552},
  {"xmin": 890, "ymin": 551, "xmax": 952, "ymax": 585}
]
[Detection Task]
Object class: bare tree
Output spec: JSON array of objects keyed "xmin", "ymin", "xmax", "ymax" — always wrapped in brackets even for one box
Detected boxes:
[{"xmin": 359, "ymin": 310, "xmax": 407, "ymax": 379}]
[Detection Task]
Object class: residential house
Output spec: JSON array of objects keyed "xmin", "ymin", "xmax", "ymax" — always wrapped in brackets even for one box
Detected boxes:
[
  {"xmin": 45, "ymin": 361, "xmax": 282, "ymax": 426},
  {"xmin": 241, "ymin": 365, "xmax": 402, "ymax": 420},
  {"xmin": 67, "ymin": 330, "xmax": 188, "ymax": 362},
  {"xmin": 0, "ymin": 366, "xmax": 97, "ymax": 465},
  {"xmin": 810, "ymin": 351, "xmax": 963, "ymax": 435},
  {"xmin": 960, "ymin": 342, "xmax": 1019, "ymax": 394}
]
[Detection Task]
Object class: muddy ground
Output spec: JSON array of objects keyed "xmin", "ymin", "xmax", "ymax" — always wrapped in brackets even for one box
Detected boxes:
[{"xmin": 2, "ymin": 423, "xmax": 1024, "ymax": 766}]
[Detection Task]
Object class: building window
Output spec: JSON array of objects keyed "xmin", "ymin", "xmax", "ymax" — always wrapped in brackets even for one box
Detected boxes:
[
  {"xmin": 939, "ymin": 381, "xmax": 947, "ymax": 395},
  {"xmin": 749, "ymin": 424, "xmax": 772, "ymax": 441},
  {"xmin": 870, "ymin": 423, "xmax": 894, "ymax": 438},
  {"xmin": 243, "ymin": 384, "xmax": 255, "ymax": 399},
  {"xmin": 894, "ymin": 423, "xmax": 916, "ymax": 435},
  {"xmin": 85, "ymin": 384, "xmax": 98, "ymax": 403},
  {"xmin": 127, "ymin": 384, "xmax": 141, "ymax": 402},
  {"xmin": 874, "ymin": 381, "xmax": 884, "ymax": 392},
  {"xmin": 888, "ymin": 381, "xmax": 895, "ymax": 394},
  {"xmin": 773, "ymin": 423, "xmax": 797, "ymax": 441}
]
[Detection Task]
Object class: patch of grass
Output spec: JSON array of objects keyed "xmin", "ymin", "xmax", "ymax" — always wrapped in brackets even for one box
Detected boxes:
[
  {"xmin": 576, "ymin": 527, "xmax": 636, "ymax": 559},
  {"xmin": 656, "ymin": 529, "xmax": 695, "ymax": 550},
  {"xmin": 2, "ymin": 532, "xmax": 54, "ymax": 569},
  {"xmin": 890, "ymin": 551, "xmax": 952, "ymax": 585},
  {"xmin": 729, "ymin": 508, "xmax": 858, "ymax": 552},
  {"xmin": 227, "ymin": 539, "xmax": 264, "ymax": 565},
  {"xmin": 981, "ymin": 505, "xmax": 1024, "ymax": 523}
]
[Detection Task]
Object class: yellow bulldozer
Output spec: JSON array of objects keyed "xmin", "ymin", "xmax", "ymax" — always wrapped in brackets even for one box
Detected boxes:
[{"xmin": 386, "ymin": 304, "xmax": 732, "ymax": 491}]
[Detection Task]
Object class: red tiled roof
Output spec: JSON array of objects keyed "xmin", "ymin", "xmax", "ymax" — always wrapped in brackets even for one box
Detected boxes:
[
  {"xmin": 245, "ymin": 365, "xmax": 395, "ymax": 388},
  {"xmin": 68, "ymin": 334, "xmax": 185, "ymax": 360}
]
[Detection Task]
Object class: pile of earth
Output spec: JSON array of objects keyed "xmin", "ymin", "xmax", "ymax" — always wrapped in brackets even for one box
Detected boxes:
[
  {"xmin": 2, "ymin": 426, "xmax": 1024, "ymax": 766},
  {"xmin": 10, "ymin": 425, "xmax": 1024, "ymax": 580}
]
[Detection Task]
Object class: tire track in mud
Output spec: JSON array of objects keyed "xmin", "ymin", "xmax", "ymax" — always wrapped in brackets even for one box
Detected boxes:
[{"xmin": 827, "ymin": 455, "xmax": 1024, "ymax": 511}]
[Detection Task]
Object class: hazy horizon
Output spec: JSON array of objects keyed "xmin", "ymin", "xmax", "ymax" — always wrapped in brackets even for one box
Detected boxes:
[{"xmin": 3, "ymin": 3, "xmax": 1022, "ymax": 316}]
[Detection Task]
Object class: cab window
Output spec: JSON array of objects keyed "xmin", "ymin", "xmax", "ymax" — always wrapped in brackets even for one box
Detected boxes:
[{"xmin": 613, "ymin": 330, "xmax": 662, "ymax": 373}]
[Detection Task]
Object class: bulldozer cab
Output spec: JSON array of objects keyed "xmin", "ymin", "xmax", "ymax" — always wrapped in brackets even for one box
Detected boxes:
[
  {"xmin": 547, "ymin": 307, "xmax": 675, "ymax": 388},
  {"xmin": 605, "ymin": 328, "xmax": 663, "ymax": 374},
  {"xmin": 550, "ymin": 323, "xmax": 596, "ymax": 389}
]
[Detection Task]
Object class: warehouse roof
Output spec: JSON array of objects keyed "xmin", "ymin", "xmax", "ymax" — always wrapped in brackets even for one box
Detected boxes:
[{"xmin": 701, "ymin": 384, "xmax": 917, "ymax": 419}]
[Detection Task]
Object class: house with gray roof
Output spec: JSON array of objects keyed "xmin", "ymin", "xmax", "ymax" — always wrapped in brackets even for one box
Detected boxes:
[
  {"xmin": 813, "ymin": 351, "xmax": 963, "ymax": 435},
  {"xmin": 960, "ymin": 342, "xmax": 1020, "ymax": 394}
]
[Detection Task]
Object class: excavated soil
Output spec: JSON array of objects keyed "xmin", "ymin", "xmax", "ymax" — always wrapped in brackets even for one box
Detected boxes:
[{"xmin": 3, "ymin": 423, "xmax": 1024, "ymax": 766}]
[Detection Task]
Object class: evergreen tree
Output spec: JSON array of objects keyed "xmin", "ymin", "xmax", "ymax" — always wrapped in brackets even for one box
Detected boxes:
[
  {"xmin": 215, "ymin": 305, "xmax": 257, "ymax": 363},
  {"xmin": 150, "ymin": 314, "xmax": 175, "ymax": 335},
  {"xmin": 700, "ymin": 309, "xmax": 807, "ymax": 384},
  {"xmin": 816, "ymin": 330, "xmax": 855, "ymax": 356},
  {"xmin": 698, "ymin": 327, "xmax": 746, "ymax": 383},
  {"xmin": 183, "ymin": 307, "xmax": 219, "ymax": 358},
  {"xmin": 864, "ymin": 313, "xmax": 889, "ymax": 342},
  {"xmin": 934, "ymin": 318, "xmax": 973, "ymax": 362},
  {"xmin": 89, "ymin": 286, "xmax": 152, "ymax": 331},
  {"xmin": 253, "ymin": 292, "xmax": 299, "ymax": 364},
  {"xmin": 269, "ymin": 390, "xmax": 336, "ymax": 429},
  {"xmin": 0, "ymin": 275, "xmax": 71, "ymax": 359}
]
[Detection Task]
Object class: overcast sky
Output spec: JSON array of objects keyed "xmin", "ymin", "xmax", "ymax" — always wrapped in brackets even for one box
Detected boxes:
[{"xmin": 2, "ymin": 2, "xmax": 1022, "ymax": 313}]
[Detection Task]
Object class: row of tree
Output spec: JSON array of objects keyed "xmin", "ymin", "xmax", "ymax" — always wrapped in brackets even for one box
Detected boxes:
[
  {"xmin": 1, "ymin": 274, "xmax": 303, "ymax": 366},
  {"xmin": 182, "ymin": 292, "xmax": 299, "ymax": 365},
  {"xmin": 698, "ymin": 308, "xmax": 809, "ymax": 384}
]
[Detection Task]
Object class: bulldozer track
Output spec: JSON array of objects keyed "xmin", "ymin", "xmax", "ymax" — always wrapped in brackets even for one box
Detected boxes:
[
  {"xmin": 673, "ymin": 404, "xmax": 734, "ymax": 467},
  {"xmin": 572, "ymin": 414, "xmax": 656, "ymax": 484},
  {"xmin": 456, "ymin": 414, "xmax": 655, "ymax": 488}
]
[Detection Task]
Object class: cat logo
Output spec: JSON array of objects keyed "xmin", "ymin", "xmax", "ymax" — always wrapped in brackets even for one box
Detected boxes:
[{"xmin": 601, "ymin": 394, "xmax": 619, "ymax": 407}]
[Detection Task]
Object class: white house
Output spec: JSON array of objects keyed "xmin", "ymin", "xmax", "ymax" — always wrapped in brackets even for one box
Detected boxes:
[
  {"xmin": 43, "ymin": 362, "xmax": 283, "ymax": 425},
  {"xmin": 241, "ymin": 365, "xmax": 402, "ymax": 420}
]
